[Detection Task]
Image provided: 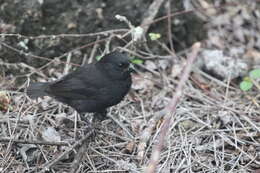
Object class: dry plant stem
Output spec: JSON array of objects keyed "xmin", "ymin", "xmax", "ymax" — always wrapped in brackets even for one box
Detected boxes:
[
  {"xmin": 0, "ymin": 41, "xmax": 80, "ymax": 67},
  {"xmin": 193, "ymin": 68, "xmax": 237, "ymax": 90},
  {"xmin": 63, "ymin": 52, "xmax": 72, "ymax": 75},
  {"xmin": 140, "ymin": 0, "xmax": 166, "ymax": 34},
  {"xmin": 74, "ymin": 112, "xmax": 78, "ymax": 140},
  {"xmin": 117, "ymin": 47, "xmax": 146, "ymax": 59},
  {"xmin": 81, "ymin": 53, "xmax": 88, "ymax": 66},
  {"xmin": 251, "ymin": 79, "xmax": 260, "ymax": 91},
  {"xmin": 0, "ymin": 29, "xmax": 128, "ymax": 39},
  {"xmin": 167, "ymin": 0, "xmax": 174, "ymax": 52},
  {"xmin": 155, "ymin": 40, "xmax": 177, "ymax": 59},
  {"xmin": 0, "ymin": 138, "xmax": 69, "ymax": 146},
  {"xmin": 0, "ymin": 61, "xmax": 47, "ymax": 78},
  {"xmin": 70, "ymin": 140, "xmax": 88, "ymax": 173},
  {"xmin": 0, "ymin": 39, "xmax": 108, "ymax": 68},
  {"xmin": 104, "ymin": 35, "xmax": 113, "ymax": 54},
  {"xmin": 107, "ymin": 114, "xmax": 134, "ymax": 139},
  {"xmin": 145, "ymin": 42, "xmax": 201, "ymax": 173},
  {"xmin": 88, "ymin": 36, "xmax": 100, "ymax": 64},
  {"xmin": 137, "ymin": 110, "xmax": 166, "ymax": 161},
  {"xmin": 144, "ymin": 2, "xmax": 237, "ymax": 27},
  {"xmin": 33, "ymin": 130, "xmax": 94, "ymax": 173}
]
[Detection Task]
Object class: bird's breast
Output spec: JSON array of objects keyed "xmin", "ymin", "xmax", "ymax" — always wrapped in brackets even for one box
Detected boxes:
[{"xmin": 100, "ymin": 77, "xmax": 131, "ymax": 105}]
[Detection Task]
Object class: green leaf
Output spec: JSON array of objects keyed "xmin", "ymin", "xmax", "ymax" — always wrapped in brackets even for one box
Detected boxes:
[
  {"xmin": 240, "ymin": 80, "xmax": 253, "ymax": 91},
  {"xmin": 249, "ymin": 69, "xmax": 260, "ymax": 79},
  {"xmin": 95, "ymin": 55, "xmax": 102, "ymax": 61},
  {"xmin": 131, "ymin": 58, "xmax": 143, "ymax": 64},
  {"xmin": 243, "ymin": 76, "xmax": 251, "ymax": 82},
  {"xmin": 149, "ymin": 33, "xmax": 161, "ymax": 41}
]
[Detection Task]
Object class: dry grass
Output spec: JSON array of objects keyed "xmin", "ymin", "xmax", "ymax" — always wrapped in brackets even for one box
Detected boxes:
[
  {"xmin": 0, "ymin": 49, "xmax": 259, "ymax": 172},
  {"xmin": 1, "ymin": 0, "xmax": 260, "ymax": 172}
]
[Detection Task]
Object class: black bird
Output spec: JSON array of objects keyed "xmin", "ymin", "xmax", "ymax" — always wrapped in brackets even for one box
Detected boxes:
[{"xmin": 27, "ymin": 51, "xmax": 132, "ymax": 119}]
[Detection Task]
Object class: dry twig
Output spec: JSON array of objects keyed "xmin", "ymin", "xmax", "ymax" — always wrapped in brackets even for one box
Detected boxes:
[
  {"xmin": 34, "ymin": 130, "xmax": 94, "ymax": 173},
  {"xmin": 145, "ymin": 42, "xmax": 201, "ymax": 173}
]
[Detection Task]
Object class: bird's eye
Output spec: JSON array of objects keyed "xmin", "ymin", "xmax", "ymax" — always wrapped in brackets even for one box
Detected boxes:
[{"xmin": 118, "ymin": 63, "xmax": 128, "ymax": 68}]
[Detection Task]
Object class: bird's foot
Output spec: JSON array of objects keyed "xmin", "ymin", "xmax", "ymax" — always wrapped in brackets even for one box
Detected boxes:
[{"xmin": 93, "ymin": 110, "xmax": 108, "ymax": 121}]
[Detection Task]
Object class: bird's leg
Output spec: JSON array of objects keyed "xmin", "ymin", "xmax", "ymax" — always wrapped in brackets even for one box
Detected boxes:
[
  {"xmin": 94, "ymin": 109, "xmax": 108, "ymax": 121},
  {"xmin": 79, "ymin": 113, "xmax": 90, "ymax": 123}
]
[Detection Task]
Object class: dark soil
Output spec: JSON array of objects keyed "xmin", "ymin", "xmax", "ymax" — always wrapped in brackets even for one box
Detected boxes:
[{"xmin": 0, "ymin": 0, "xmax": 205, "ymax": 67}]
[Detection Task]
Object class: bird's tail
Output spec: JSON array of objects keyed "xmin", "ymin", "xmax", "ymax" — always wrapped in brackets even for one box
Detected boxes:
[{"xmin": 27, "ymin": 82, "xmax": 49, "ymax": 99}]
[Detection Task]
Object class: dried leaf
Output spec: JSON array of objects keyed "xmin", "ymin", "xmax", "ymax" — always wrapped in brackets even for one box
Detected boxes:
[
  {"xmin": 131, "ymin": 73, "xmax": 154, "ymax": 91},
  {"xmin": 0, "ymin": 91, "xmax": 10, "ymax": 112},
  {"xmin": 42, "ymin": 127, "xmax": 61, "ymax": 142},
  {"xmin": 124, "ymin": 141, "xmax": 135, "ymax": 154}
]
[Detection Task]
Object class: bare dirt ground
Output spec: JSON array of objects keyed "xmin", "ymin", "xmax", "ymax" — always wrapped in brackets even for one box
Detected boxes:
[{"xmin": 0, "ymin": 0, "xmax": 260, "ymax": 172}]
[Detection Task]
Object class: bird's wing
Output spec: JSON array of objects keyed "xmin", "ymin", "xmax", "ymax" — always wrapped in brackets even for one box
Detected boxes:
[{"xmin": 48, "ymin": 66, "xmax": 103, "ymax": 100}]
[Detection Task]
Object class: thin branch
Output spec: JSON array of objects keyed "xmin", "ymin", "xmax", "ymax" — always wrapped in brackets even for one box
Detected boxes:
[
  {"xmin": 69, "ymin": 140, "xmax": 88, "ymax": 173},
  {"xmin": 0, "ymin": 138, "xmax": 69, "ymax": 146},
  {"xmin": 32, "ymin": 130, "xmax": 94, "ymax": 173},
  {"xmin": 140, "ymin": 0, "xmax": 166, "ymax": 34},
  {"xmin": 0, "ymin": 39, "xmax": 108, "ymax": 68},
  {"xmin": 167, "ymin": 0, "xmax": 174, "ymax": 52},
  {"xmin": 144, "ymin": 42, "xmax": 201, "ymax": 173},
  {"xmin": 0, "ymin": 29, "xmax": 128, "ymax": 39}
]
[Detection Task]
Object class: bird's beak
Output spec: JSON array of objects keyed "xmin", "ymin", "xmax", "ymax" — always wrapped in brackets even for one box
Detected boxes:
[
  {"xmin": 123, "ymin": 63, "xmax": 135, "ymax": 73},
  {"xmin": 128, "ymin": 63, "xmax": 135, "ymax": 73}
]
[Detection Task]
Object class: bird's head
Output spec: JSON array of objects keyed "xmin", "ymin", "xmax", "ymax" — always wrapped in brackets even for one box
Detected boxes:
[{"xmin": 97, "ymin": 51, "xmax": 133, "ymax": 80}]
